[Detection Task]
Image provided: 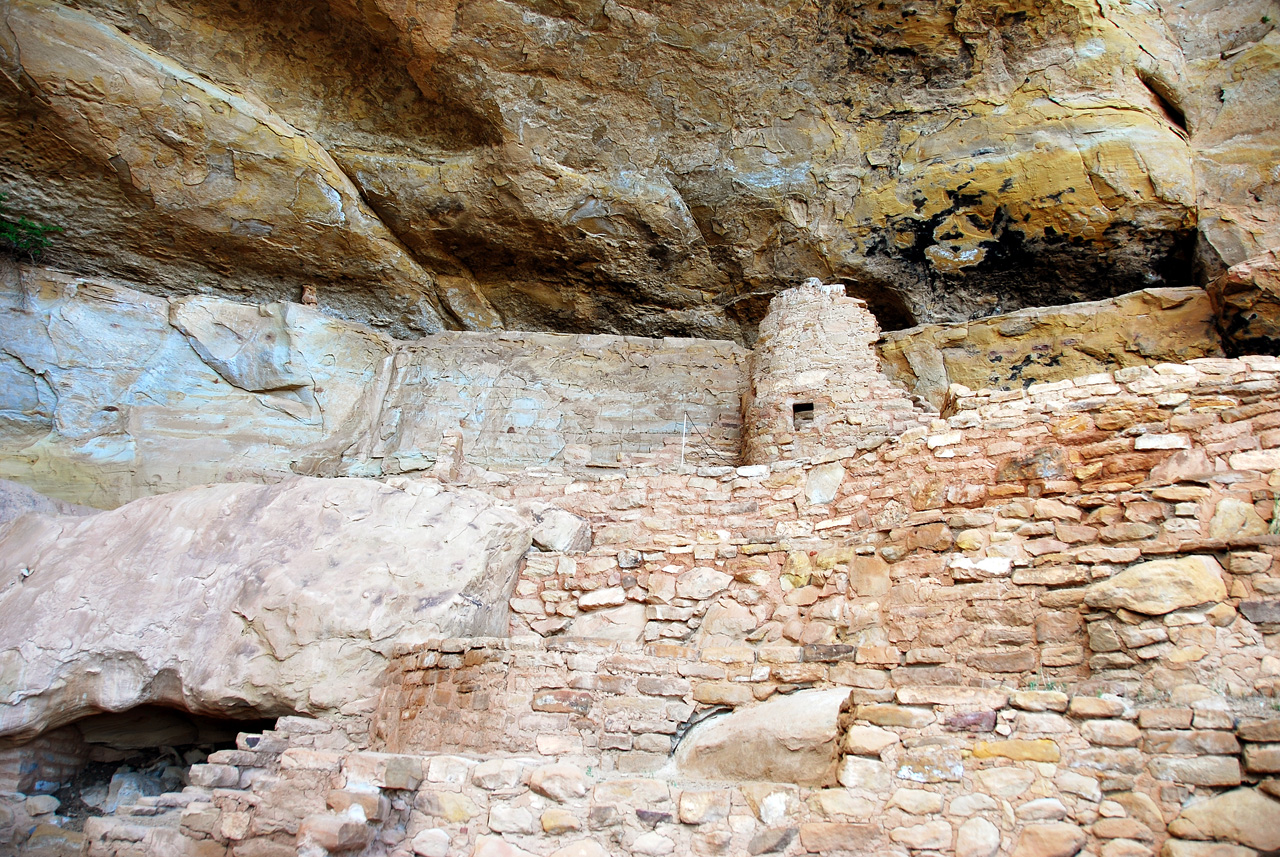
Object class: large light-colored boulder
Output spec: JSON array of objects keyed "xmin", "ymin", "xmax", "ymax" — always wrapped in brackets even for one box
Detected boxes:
[
  {"xmin": 674, "ymin": 688, "xmax": 850, "ymax": 787},
  {"xmin": 1084, "ymin": 556, "xmax": 1226, "ymax": 616},
  {"xmin": 1167, "ymin": 787, "xmax": 1280, "ymax": 851},
  {"xmin": 0, "ymin": 476, "xmax": 532, "ymax": 741}
]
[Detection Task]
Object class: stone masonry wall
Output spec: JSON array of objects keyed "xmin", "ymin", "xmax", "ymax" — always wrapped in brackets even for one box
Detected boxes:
[
  {"xmin": 361, "ymin": 332, "xmax": 744, "ymax": 474},
  {"xmin": 75, "ymin": 640, "xmax": 1280, "ymax": 857},
  {"xmin": 742, "ymin": 281, "xmax": 933, "ymax": 464},
  {"xmin": 24, "ymin": 289, "xmax": 1280, "ymax": 857},
  {"xmin": 480, "ymin": 357, "xmax": 1280, "ymax": 703}
]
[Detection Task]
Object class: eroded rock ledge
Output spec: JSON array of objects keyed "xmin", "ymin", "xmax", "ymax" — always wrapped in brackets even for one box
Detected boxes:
[{"xmin": 1, "ymin": 0, "xmax": 1277, "ymax": 338}]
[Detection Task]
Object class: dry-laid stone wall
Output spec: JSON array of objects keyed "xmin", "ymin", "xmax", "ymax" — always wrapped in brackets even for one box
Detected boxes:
[
  {"xmin": 482, "ymin": 356, "xmax": 1280, "ymax": 701},
  {"xmin": 68, "ymin": 644, "xmax": 1280, "ymax": 857},
  {"xmin": 363, "ymin": 332, "xmax": 743, "ymax": 474}
]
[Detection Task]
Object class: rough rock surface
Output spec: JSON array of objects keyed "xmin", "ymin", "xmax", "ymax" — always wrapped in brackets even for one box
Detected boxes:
[
  {"xmin": 673, "ymin": 688, "xmax": 849, "ymax": 786},
  {"xmin": 0, "ymin": 264, "xmax": 745, "ymax": 507},
  {"xmin": 1, "ymin": 0, "xmax": 1277, "ymax": 338},
  {"xmin": 1209, "ymin": 249, "xmax": 1280, "ymax": 355},
  {"xmin": 0, "ymin": 476, "xmax": 532, "ymax": 741},
  {"xmin": 880, "ymin": 287, "xmax": 1224, "ymax": 409},
  {"xmin": 1083, "ymin": 556, "xmax": 1227, "ymax": 616}
]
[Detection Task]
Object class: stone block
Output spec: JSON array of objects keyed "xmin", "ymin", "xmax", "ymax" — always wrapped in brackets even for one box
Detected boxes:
[
  {"xmin": 896, "ymin": 686, "xmax": 1009, "ymax": 708},
  {"xmin": 530, "ymin": 763, "xmax": 587, "ymax": 802},
  {"xmin": 326, "ymin": 789, "xmax": 390, "ymax": 822},
  {"xmin": 1138, "ymin": 708, "xmax": 1193, "ymax": 729},
  {"xmin": 188, "ymin": 764, "xmax": 239, "ymax": 789},
  {"xmin": 956, "ymin": 816, "xmax": 1001, "ymax": 857},
  {"xmin": 343, "ymin": 752, "xmax": 423, "ymax": 791},
  {"xmin": 1149, "ymin": 756, "xmax": 1241, "ymax": 786},
  {"xmin": 1238, "ymin": 718, "xmax": 1280, "ymax": 741},
  {"xmin": 890, "ymin": 819, "xmax": 952, "ymax": 850},
  {"xmin": 1244, "ymin": 744, "xmax": 1280, "ymax": 773},
  {"xmin": 1082, "ymin": 720, "xmax": 1142, "ymax": 747},
  {"xmin": 886, "ymin": 788, "xmax": 943, "ymax": 815},
  {"xmin": 1084, "ymin": 556, "xmax": 1226, "ymax": 616},
  {"xmin": 841, "ymin": 725, "xmax": 899, "ymax": 755},
  {"xmin": 1240, "ymin": 600, "xmax": 1280, "ymax": 623},
  {"xmin": 677, "ymin": 789, "xmax": 731, "ymax": 825},
  {"xmin": 854, "ymin": 704, "xmax": 934, "ymax": 728},
  {"xmin": 1010, "ymin": 823, "xmax": 1086, "ymax": 857},
  {"xmin": 973, "ymin": 739, "xmax": 1061, "ymax": 762},
  {"xmin": 297, "ymin": 812, "xmax": 371, "ymax": 853},
  {"xmin": 798, "ymin": 822, "xmax": 878, "ymax": 853},
  {"xmin": 1143, "ymin": 730, "xmax": 1239, "ymax": 755},
  {"xmin": 1069, "ymin": 697, "xmax": 1128, "ymax": 719}
]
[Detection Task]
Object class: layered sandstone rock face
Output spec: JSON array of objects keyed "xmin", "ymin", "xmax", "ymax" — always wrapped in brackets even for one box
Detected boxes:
[
  {"xmin": 0, "ymin": 263, "xmax": 744, "ymax": 507},
  {"xmin": 0, "ymin": 0, "xmax": 1276, "ymax": 338}
]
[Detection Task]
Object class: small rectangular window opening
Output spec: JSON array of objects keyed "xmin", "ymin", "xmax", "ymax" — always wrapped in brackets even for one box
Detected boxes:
[{"xmin": 792, "ymin": 402, "xmax": 815, "ymax": 430}]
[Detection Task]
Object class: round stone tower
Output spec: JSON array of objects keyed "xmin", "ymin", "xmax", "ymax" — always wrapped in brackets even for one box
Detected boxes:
[{"xmin": 742, "ymin": 279, "xmax": 930, "ymax": 464}]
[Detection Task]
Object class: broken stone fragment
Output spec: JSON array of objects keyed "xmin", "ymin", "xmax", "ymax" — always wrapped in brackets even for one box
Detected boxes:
[
  {"xmin": 344, "ymin": 752, "xmax": 423, "ymax": 791},
  {"xmin": 804, "ymin": 463, "xmax": 845, "ymax": 505},
  {"xmin": 529, "ymin": 763, "xmax": 587, "ymax": 803},
  {"xmin": 528, "ymin": 504, "xmax": 593, "ymax": 553},
  {"xmin": 297, "ymin": 808, "xmax": 372, "ymax": 853}
]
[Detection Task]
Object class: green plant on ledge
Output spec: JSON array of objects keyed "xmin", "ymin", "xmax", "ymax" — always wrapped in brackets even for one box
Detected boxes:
[{"xmin": 0, "ymin": 192, "xmax": 61, "ymax": 261}]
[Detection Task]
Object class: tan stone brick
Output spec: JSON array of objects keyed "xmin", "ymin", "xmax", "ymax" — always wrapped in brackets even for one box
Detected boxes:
[{"xmin": 972, "ymin": 739, "xmax": 1061, "ymax": 762}]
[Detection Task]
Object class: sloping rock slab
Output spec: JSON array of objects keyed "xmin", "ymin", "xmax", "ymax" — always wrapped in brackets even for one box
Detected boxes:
[
  {"xmin": 0, "ymin": 479, "xmax": 95, "ymax": 533},
  {"xmin": 674, "ymin": 689, "xmax": 850, "ymax": 787},
  {"xmin": 0, "ymin": 476, "xmax": 532, "ymax": 741}
]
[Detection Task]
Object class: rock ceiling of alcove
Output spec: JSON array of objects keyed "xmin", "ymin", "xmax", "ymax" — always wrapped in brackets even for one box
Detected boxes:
[{"xmin": 0, "ymin": 0, "xmax": 1277, "ymax": 341}]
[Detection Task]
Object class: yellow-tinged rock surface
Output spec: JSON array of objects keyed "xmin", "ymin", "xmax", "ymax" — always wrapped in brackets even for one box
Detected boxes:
[
  {"xmin": 880, "ymin": 286, "xmax": 1224, "ymax": 408},
  {"xmin": 1, "ymin": 0, "xmax": 1276, "ymax": 338}
]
